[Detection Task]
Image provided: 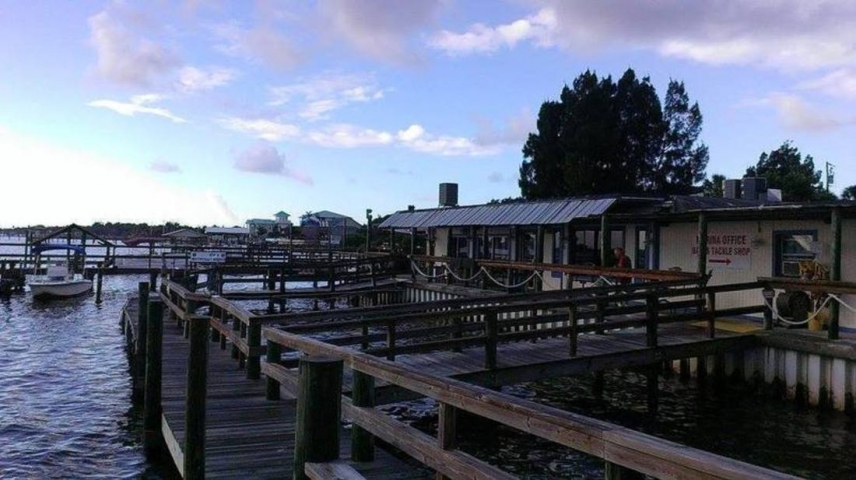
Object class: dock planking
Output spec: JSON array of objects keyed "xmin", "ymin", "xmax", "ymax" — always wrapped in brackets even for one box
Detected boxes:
[{"xmin": 143, "ymin": 306, "xmax": 431, "ymax": 479}]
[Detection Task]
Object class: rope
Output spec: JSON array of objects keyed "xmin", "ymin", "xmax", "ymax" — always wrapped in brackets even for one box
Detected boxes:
[
  {"xmin": 828, "ymin": 293, "xmax": 856, "ymax": 314},
  {"xmin": 443, "ymin": 265, "xmax": 484, "ymax": 283},
  {"xmin": 481, "ymin": 268, "xmax": 543, "ymax": 289},
  {"xmin": 410, "ymin": 260, "xmax": 445, "ymax": 279}
]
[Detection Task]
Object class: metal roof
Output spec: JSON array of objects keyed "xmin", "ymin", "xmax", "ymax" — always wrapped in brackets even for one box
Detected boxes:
[{"xmin": 379, "ymin": 198, "xmax": 617, "ymax": 229}]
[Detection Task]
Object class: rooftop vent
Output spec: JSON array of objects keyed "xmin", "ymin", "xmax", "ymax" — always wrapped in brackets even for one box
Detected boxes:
[
  {"xmin": 724, "ymin": 179, "xmax": 741, "ymax": 199},
  {"xmin": 439, "ymin": 183, "xmax": 458, "ymax": 207},
  {"xmin": 742, "ymin": 176, "xmax": 767, "ymax": 200}
]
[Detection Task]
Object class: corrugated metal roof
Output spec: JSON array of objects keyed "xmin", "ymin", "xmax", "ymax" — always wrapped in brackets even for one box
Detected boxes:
[{"xmin": 379, "ymin": 198, "xmax": 617, "ymax": 229}]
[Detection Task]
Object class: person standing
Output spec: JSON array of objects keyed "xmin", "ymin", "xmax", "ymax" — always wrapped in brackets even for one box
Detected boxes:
[{"xmin": 613, "ymin": 247, "xmax": 632, "ymax": 284}]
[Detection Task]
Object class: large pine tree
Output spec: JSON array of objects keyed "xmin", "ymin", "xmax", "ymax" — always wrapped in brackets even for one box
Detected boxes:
[{"xmin": 519, "ymin": 69, "xmax": 709, "ymax": 199}]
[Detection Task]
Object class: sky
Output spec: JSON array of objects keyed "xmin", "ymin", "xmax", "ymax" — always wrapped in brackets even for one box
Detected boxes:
[{"xmin": 1, "ymin": 0, "xmax": 854, "ymax": 227}]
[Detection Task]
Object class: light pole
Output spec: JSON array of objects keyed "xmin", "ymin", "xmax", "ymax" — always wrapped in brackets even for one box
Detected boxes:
[{"xmin": 365, "ymin": 209, "xmax": 372, "ymax": 253}]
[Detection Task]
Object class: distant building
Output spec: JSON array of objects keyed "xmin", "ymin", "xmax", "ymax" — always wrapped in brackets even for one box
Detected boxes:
[
  {"xmin": 247, "ymin": 211, "xmax": 294, "ymax": 240},
  {"xmin": 300, "ymin": 210, "xmax": 362, "ymax": 245},
  {"xmin": 162, "ymin": 228, "xmax": 207, "ymax": 246},
  {"xmin": 205, "ymin": 226, "xmax": 250, "ymax": 245},
  {"xmin": 274, "ymin": 211, "xmax": 291, "ymax": 227}
]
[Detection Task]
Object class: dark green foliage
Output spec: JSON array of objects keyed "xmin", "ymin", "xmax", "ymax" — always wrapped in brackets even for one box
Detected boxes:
[
  {"xmin": 701, "ymin": 174, "xmax": 726, "ymax": 197},
  {"xmin": 519, "ymin": 69, "xmax": 709, "ymax": 199},
  {"xmin": 487, "ymin": 197, "xmax": 524, "ymax": 205},
  {"xmin": 746, "ymin": 141, "xmax": 835, "ymax": 201},
  {"xmin": 842, "ymin": 185, "xmax": 856, "ymax": 200}
]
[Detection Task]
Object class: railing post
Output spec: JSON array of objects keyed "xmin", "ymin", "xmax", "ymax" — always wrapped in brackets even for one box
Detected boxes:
[
  {"xmin": 294, "ymin": 356, "xmax": 343, "ymax": 480},
  {"xmin": 266, "ymin": 340, "xmax": 282, "ymax": 400},
  {"xmin": 351, "ymin": 371, "xmax": 376, "ymax": 462},
  {"xmin": 185, "ymin": 316, "xmax": 209, "ymax": 479},
  {"xmin": 605, "ymin": 462, "xmax": 645, "ymax": 480},
  {"xmin": 595, "ymin": 298, "xmax": 606, "ymax": 335},
  {"xmin": 435, "ymin": 403, "xmax": 457, "ymax": 480},
  {"xmin": 830, "ymin": 206, "xmax": 842, "ymax": 340},
  {"xmin": 95, "ymin": 262, "xmax": 104, "ymax": 304},
  {"xmin": 134, "ymin": 282, "xmax": 150, "ymax": 404},
  {"xmin": 247, "ymin": 320, "xmax": 261, "ymax": 379},
  {"xmin": 645, "ymin": 294, "xmax": 658, "ymax": 348},
  {"xmin": 569, "ymin": 304, "xmax": 578, "ymax": 357},
  {"xmin": 762, "ymin": 288, "xmax": 774, "ymax": 330},
  {"xmin": 143, "ymin": 298, "xmax": 163, "ymax": 455},
  {"xmin": 706, "ymin": 291, "xmax": 716, "ymax": 339},
  {"xmin": 485, "ymin": 311, "xmax": 498, "ymax": 370},
  {"xmin": 231, "ymin": 316, "xmax": 241, "ymax": 360},
  {"xmin": 386, "ymin": 319, "xmax": 396, "ymax": 361}
]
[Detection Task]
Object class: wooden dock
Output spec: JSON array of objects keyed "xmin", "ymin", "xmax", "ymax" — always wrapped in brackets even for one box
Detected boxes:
[
  {"xmin": 121, "ymin": 274, "xmax": 807, "ymax": 479},
  {"xmin": 126, "ymin": 301, "xmax": 430, "ymax": 479}
]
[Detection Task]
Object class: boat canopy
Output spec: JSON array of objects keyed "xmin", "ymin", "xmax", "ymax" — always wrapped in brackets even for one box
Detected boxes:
[{"xmin": 32, "ymin": 244, "xmax": 87, "ymax": 255}]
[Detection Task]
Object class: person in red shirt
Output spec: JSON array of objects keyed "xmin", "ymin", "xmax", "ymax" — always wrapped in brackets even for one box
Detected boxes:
[{"xmin": 613, "ymin": 247, "xmax": 632, "ymax": 284}]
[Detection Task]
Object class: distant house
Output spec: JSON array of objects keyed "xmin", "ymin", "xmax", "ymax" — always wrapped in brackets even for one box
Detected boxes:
[
  {"xmin": 205, "ymin": 226, "xmax": 250, "ymax": 245},
  {"xmin": 300, "ymin": 210, "xmax": 362, "ymax": 245},
  {"xmin": 246, "ymin": 218, "xmax": 277, "ymax": 238},
  {"xmin": 162, "ymin": 228, "xmax": 207, "ymax": 246},
  {"xmin": 274, "ymin": 211, "xmax": 291, "ymax": 227}
]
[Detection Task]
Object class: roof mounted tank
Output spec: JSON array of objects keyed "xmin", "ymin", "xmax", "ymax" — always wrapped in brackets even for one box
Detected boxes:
[{"xmin": 439, "ymin": 183, "xmax": 458, "ymax": 207}]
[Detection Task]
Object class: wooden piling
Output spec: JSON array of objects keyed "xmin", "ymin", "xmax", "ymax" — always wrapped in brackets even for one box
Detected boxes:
[
  {"xmin": 645, "ymin": 294, "xmax": 658, "ymax": 348},
  {"xmin": 436, "ymin": 403, "xmax": 457, "ymax": 480},
  {"xmin": 185, "ymin": 316, "xmax": 209, "ymax": 480},
  {"xmin": 133, "ymin": 282, "xmax": 149, "ymax": 404},
  {"xmin": 605, "ymin": 462, "xmax": 645, "ymax": 480},
  {"xmin": 149, "ymin": 272, "xmax": 157, "ymax": 292},
  {"xmin": 569, "ymin": 305, "xmax": 578, "ymax": 357},
  {"xmin": 697, "ymin": 212, "xmax": 708, "ymax": 275},
  {"xmin": 386, "ymin": 319, "xmax": 396, "ymax": 361},
  {"xmin": 830, "ymin": 206, "xmax": 842, "ymax": 339},
  {"xmin": 294, "ymin": 356, "xmax": 343, "ymax": 480},
  {"xmin": 485, "ymin": 311, "xmax": 498, "ymax": 370},
  {"xmin": 95, "ymin": 263, "xmax": 104, "ymax": 304},
  {"xmin": 266, "ymin": 340, "xmax": 282, "ymax": 400},
  {"xmin": 247, "ymin": 322, "xmax": 261, "ymax": 379},
  {"xmin": 143, "ymin": 298, "xmax": 163, "ymax": 455},
  {"xmin": 351, "ymin": 371, "xmax": 376, "ymax": 462}
]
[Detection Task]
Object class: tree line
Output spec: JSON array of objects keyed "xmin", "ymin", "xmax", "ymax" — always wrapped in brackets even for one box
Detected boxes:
[{"xmin": 516, "ymin": 68, "xmax": 851, "ymax": 203}]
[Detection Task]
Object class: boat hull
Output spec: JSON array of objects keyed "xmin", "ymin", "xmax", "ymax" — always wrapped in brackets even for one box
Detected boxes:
[{"xmin": 30, "ymin": 280, "xmax": 93, "ymax": 299}]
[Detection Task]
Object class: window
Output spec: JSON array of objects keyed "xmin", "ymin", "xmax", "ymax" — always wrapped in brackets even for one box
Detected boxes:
[
  {"xmin": 519, "ymin": 231, "xmax": 537, "ymax": 262},
  {"xmin": 573, "ymin": 229, "xmax": 625, "ymax": 265},
  {"xmin": 774, "ymin": 231, "xmax": 817, "ymax": 277},
  {"xmin": 490, "ymin": 236, "xmax": 510, "ymax": 260},
  {"xmin": 635, "ymin": 228, "xmax": 648, "ymax": 270},
  {"xmin": 450, "ymin": 236, "xmax": 469, "ymax": 258},
  {"xmin": 552, "ymin": 229, "xmax": 563, "ymax": 264}
]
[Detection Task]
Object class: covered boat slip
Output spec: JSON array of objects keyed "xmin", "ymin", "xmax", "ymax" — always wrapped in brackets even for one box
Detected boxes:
[{"xmin": 380, "ymin": 196, "xmax": 856, "ymax": 333}]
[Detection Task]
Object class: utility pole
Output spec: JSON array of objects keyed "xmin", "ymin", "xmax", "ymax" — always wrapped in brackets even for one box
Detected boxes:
[
  {"xmin": 365, "ymin": 209, "xmax": 373, "ymax": 253},
  {"xmin": 826, "ymin": 162, "xmax": 835, "ymax": 193}
]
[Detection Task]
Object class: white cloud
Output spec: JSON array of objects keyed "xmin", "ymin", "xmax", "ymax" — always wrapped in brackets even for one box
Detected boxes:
[
  {"xmin": 430, "ymin": 9, "xmax": 557, "ymax": 55},
  {"xmin": 799, "ymin": 69, "xmax": 856, "ymax": 100},
  {"xmin": 177, "ymin": 66, "xmax": 237, "ymax": 92},
  {"xmin": 212, "ymin": 22, "xmax": 303, "ymax": 70},
  {"xmin": 395, "ymin": 124, "xmax": 501, "ymax": 156},
  {"xmin": 150, "ymin": 161, "xmax": 181, "ymax": 173},
  {"xmin": 88, "ymin": 7, "xmax": 177, "ymax": 86},
  {"xmin": 219, "ymin": 118, "xmax": 301, "ymax": 141},
  {"xmin": 233, "ymin": 142, "xmax": 313, "ymax": 184},
  {"xmin": 317, "ymin": 0, "xmax": 443, "ymax": 63},
  {"xmin": 88, "ymin": 94, "xmax": 187, "ymax": 123},
  {"xmin": 487, "ymin": 172, "xmax": 505, "ymax": 183},
  {"xmin": 269, "ymin": 73, "xmax": 385, "ymax": 121},
  {"xmin": 0, "ymin": 127, "xmax": 237, "ymax": 226},
  {"xmin": 754, "ymin": 93, "xmax": 855, "ymax": 132},
  {"xmin": 428, "ymin": 1, "xmax": 856, "ymax": 71},
  {"xmin": 307, "ymin": 124, "xmax": 395, "ymax": 148}
]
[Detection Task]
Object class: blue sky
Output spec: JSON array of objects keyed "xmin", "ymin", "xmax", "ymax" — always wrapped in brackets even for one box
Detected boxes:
[{"xmin": 1, "ymin": 0, "xmax": 854, "ymax": 227}]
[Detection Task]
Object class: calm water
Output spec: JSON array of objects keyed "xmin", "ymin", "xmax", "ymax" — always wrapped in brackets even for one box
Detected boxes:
[{"xmin": 0, "ymin": 275, "xmax": 169, "ymax": 479}]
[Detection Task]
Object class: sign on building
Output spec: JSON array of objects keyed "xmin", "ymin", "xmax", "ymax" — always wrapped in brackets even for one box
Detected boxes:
[
  {"xmin": 190, "ymin": 251, "xmax": 227, "ymax": 264},
  {"xmin": 691, "ymin": 233, "xmax": 752, "ymax": 270}
]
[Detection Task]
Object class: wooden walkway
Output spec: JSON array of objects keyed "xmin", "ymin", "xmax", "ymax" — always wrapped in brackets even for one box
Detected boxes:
[{"xmin": 141, "ymin": 307, "xmax": 430, "ymax": 479}]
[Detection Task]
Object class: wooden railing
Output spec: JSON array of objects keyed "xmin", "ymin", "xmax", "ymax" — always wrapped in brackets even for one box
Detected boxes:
[{"xmin": 263, "ymin": 328, "xmax": 798, "ymax": 479}]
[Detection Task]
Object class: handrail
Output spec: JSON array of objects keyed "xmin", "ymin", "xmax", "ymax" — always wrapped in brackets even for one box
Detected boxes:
[{"xmin": 263, "ymin": 328, "xmax": 798, "ymax": 480}]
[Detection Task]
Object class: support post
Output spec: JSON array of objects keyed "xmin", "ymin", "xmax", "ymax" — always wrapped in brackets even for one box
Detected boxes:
[
  {"xmin": 605, "ymin": 462, "xmax": 645, "ymax": 480},
  {"xmin": 134, "ymin": 282, "xmax": 150, "ymax": 404},
  {"xmin": 600, "ymin": 214, "xmax": 611, "ymax": 267},
  {"xmin": 569, "ymin": 304, "xmax": 578, "ymax": 357},
  {"xmin": 646, "ymin": 294, "xmax": 658, "ymax": 348},
  {"xmin": 143, "ymin": 298, "xmax": 163, "ymax": 455},
  {"xmin": 185, "ymin": 316, "xmax": 209, "ymax": 480},
  {"xmin": 95, "ymin": 263, "xmax": 103, "ymax": 304},
  {"xmin": 697, "ymin": 212, "xmax": 708, "ymax": 275},
  {"xmin": 484, "ymin": 311, "xmax": 498, "ymax": 370},
  {"xmin": 762, "ymin": 288, "xmax": 774, "ymax": 330},
  {"xmin": 595, "ymin": 299, "xmax": 606, "ymax": 335},
  {"xmin": 351, "ymin": 371, "xmax": 376, "ymax": 462},
  {"xmin": 830, "ymin": 206, "xmax": 842, "ymax": 340},
  {"xmin": 149, "ymin": 272, "xmax": 157, "ymax": 292},
  {"xmin": 266, "ymin": 340, "xmax": 282, "ymax": 400},
  {"xmin": 435, "ymin": 403, "xmax": 457, "ymax": 480},
  {"xmin": 706, "ymin": 291, "xmax": 716, "ymax": 339},
  {"xmin": 294, "ymin": 356, "xmax": 343, "ymax": 480},
  {"xmin": 246, "ymin": 321, "xmax": 261, "ymax": 379},
  {"xmin": 386, "ymin": 319, "xmax": 396, "ymax": 361}
]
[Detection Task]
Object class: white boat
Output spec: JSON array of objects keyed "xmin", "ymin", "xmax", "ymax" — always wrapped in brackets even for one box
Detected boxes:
[{"xmin": 28, "ymin": 244, "xmax": 92, "ymax": 299}]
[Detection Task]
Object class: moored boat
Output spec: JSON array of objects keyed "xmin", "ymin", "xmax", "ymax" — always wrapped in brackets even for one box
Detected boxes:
[{"xmin": 28, "ymin": 245, "xmax": 93, "ymax": 299}]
